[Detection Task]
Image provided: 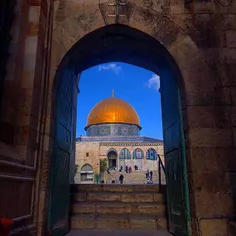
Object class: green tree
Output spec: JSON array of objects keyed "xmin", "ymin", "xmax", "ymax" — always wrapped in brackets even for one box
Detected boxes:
[
  {"xmin": 100, "ymin": 159, "xmax": 107, "ymax": 182},
  {"xmin": 100, "ymin": 159, "xmax": 107, "ymax": 172},
  {"xmin": 94, "ymin": 172, "xmax": 100, "ymax": 184}
]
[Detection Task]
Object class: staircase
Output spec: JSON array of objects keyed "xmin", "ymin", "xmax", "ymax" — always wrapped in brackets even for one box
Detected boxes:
[
  {"xmin": 105, "ymin": 170, "xmax": 166, "ymax": 185},
  {"xmin": 70, "ymin": 184, "xmax": 167, "ymax": 230}
]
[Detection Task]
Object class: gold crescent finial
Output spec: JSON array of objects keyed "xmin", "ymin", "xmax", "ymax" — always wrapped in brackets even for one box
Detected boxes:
[{"xmin": 112, "ymin": 89, "xmax": 114, "ymax": 97}]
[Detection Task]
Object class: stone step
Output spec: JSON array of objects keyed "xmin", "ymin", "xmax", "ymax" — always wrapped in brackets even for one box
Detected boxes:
[
  {"xmin": 72, "ymin": 192, "xmax": 165, "ymax": 203},
  {"xmin": 71, "ymin": 184, "xmax": 162, "ymax": 193},
  {"xmin": 66, "ymin": 229, "xmax": 172, "ymax": 236},
  {"xmin": 71, "ymin": 214, "xmax": 167, "ymax": 230},
  {"xmin": 72, "ymin": 202, "xmax": 166, "ymax": 216}
]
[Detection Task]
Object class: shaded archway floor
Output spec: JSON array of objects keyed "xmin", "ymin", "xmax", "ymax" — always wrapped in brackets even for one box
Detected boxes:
[{"xmin": 66, "ymin": 229, "xmax": 172, "ymax": 236}]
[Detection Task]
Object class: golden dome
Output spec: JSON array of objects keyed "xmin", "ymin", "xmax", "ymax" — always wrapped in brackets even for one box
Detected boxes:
[{"xmin": 85, "ymin": 97, "xmax": 140, "ymax": 129}]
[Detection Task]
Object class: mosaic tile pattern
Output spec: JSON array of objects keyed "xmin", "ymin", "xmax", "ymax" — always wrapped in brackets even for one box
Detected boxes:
[
  {"xmin": 86, "ymin": 124, "xmax": 140, "ymax": 136},
  {"xmin": 77, "ymin": 135, "xmax": 163, "ymax": 143}
]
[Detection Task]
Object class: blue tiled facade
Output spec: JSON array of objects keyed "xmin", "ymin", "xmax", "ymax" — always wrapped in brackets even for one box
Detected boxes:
[
  {"xmin": 76, "ymin": 135, "xmax": 162, "ymax": 143},
  {"xmin": 86, "ymin": 123, "xmax": 140, "ymax": 136}
]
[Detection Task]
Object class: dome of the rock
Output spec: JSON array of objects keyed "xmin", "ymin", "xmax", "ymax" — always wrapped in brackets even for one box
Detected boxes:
[
  {"xmin": 85, "ymin": 96, "xmax": 141, "ymax": 136},
  {"xmin": 86, "ymin": 97, "xmax": 140, "ymax": 128}
]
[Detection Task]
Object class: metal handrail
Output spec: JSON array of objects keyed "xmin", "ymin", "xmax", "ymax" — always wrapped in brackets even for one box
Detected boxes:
[{"xmin": 157, "ymin": 154, "xmax": 166, "ymax": 189}]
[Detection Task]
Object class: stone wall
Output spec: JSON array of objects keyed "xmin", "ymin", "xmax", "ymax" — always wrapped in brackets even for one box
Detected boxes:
[
  {"xmin": 0, "ymin": 0, "xmax": 51, "ymax": 235},
  {"xmin": 75, "ymin": 141, "xmax": 101, "ymax": 177}
]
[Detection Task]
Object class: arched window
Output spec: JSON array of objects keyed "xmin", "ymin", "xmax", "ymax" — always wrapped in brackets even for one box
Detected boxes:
[
  {"xmin": 146, "ymin": 148, "xmax": 157, "ymax": 160},
  {"xmin": 133, "ymin": 148, "xmax": 144, "ymax": 159},
  {"xmin": 80, "ymin": 164, "xmax": 93, "ymax": 183},
  {"xmin": 81, "ymin": 164, "xmax": 93, "ymax": 172},
  {"xmin": 106, "ymin": 148, "xmax": 117, "ymax": 156},
  {"xmin": 119, "ymin": 148, "xmax": 131, "ymax": 160},
  {"xmin": 107, "ymin": 148, "xmax": 118, "ymax": 169}
]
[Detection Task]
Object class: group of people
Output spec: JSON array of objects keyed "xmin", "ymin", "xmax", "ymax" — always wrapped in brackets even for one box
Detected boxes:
[
  {"xmin": 119, "ymin": 165, "xmax": 136, "ymax": 173},
  {"xmin": 146, "ymin": 170, "xmax": 153, "ymax": 184},
  {"xmin": 118, "ymin": 169, "xmax": 154, "ymax": 185}
]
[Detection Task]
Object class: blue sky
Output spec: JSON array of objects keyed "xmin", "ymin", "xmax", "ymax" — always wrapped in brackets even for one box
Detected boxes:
[{"xmin": 76, "ymin": 62, "xmax": 163, "ymax": 139}]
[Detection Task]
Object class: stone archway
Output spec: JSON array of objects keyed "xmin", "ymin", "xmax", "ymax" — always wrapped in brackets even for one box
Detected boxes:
[
  {"xmin": 133, "ymin": 148, "xmax": 144, "ymax": 170},
  {"xmin": 107, "ymin": 149, "xmax": 118, "ymax": 169},
  {"xmin": 35, "ymin": 3, "xmax": 216, "ymax": 236},
  {"xmin": 80, "ymin": 164, "xmax": 94, "ymax": 183}
]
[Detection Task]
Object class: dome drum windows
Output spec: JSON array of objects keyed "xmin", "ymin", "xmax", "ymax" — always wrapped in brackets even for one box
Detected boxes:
[{"xmin": 86, "ymin": 124, "xmax": 140, "ymax": 137}]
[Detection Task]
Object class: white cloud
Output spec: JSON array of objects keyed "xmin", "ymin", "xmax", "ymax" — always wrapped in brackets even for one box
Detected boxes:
[
  {"xmin": 98, "ymin": 63, "xmax": 122, "ymax": 75},
  {"xmin": 146, "ymin": 74, "xmax": 160, "ymax": 92}
]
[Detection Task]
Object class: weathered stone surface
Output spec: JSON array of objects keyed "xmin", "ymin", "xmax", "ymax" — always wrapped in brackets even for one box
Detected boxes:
[
  {"xmin": 73, "ymin": 204, "xmax": 95, "ymax": 214},
  {"xmin": 230, "ymin": 88, "xmax": 236, "ymax": 105},
  {"xmin": 96, "ymin": 217, "xmax": 129, "ymax": 229},
  {"xmin": 132, "ymin": 204, "xmax": 166, "ymax": 216},
  {"xmin": 186, "ymin": 106, "xmax": 215, "ymax": 128},
  {"xmin": 77, "ymin": 184, "xmax": 102, "ymax": 192},
  {"xmin": 187, "ymin": 147, "xmax": 236, "ymax": 173},
  {"xmin": 230, "ymin": 106, "xmax": 236, "ymax": 126},
  {"xmin": 214, "ymin": 107, "xmax": 231, "ymax": 128},
  {"xmin": 157, "ymin": 218, "xmax": 168, "ymax": 230},
  {"xmin": 71, "ymin": 216, "xmax": 95, "ymax": 229},
  {"xmin": 189, "ymin": 30, "xmax": 226, "ymax": 48},
  {"xmin": 228, "ymin": 221, "xmax": 236, "ymax": 236},
  {"xmin": 193, "ymin": 193, "xmax": 234, "ymax": 216},
  {"xmin": 121, "ymin": 193, "xmax": 154, "ymax": 202},
  {"xmin": 215, "ymin": 87, "xmax": 231, "ymax": 105},
  {"xmin": 189, "ymin": 172, "xmax": 232, "ymax": 194},
  {"xmin": 187, "ymin": 128, "xmax": 233, "ymax": 147},
  {"xmin": 153, "ymin": 193, "xmax": 165, "ymax": 203},
  {"xmin": 102, "ymin": 185, "xmax": 133, "ymax": 193},
  {"xmin": 96, "ymin": 204, "xmax": 132, "ymax": 214},
  {"xmin": 129, "ymin": 6, "xmax": 184, "ymax": 47},
  {"xmin": 133, "ymin": 185, "xmax": 160, "ymax": 193},
  {"xmin": 226, "ymin": 30, "xmax": 236, "ymax": 48},
  {"xmin": 75, "ymin": 193, "xmax": 87, "ymax": 202},
  {"xmin": 200, "ymin": 219, "xmax": 227, "ymax": 236},
  {"xmin": 130, "ymin": 218, "xmax": 156, "ymax": 229},
  {"xmin": 185, "ymin": 92, "xmax": 215, "ymax": 106},
  {"xmin": 87, "ymin": 193, "xmax": 121, "ymax": 202},
  {"xmin": 233, "ymin": 128, "xmax": 236, "ymax": 147},
  {"xmin": 212, "ymin": 64, "xmax": 236, "ymax": 86}
]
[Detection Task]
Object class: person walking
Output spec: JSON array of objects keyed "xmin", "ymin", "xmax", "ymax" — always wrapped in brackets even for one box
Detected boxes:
[
  {"xmin": 119, "ymin": 174, "xmax": 124, "ymax": 184},
  {"xmin": 150, "ymin": 170, "xmax": 153, "ymax": 180},
  {"xmin": 146, "ymin": 170, "xmax": 149, "ymax": 179},
  {"xmin": 129, "ymin": 166, "xmax": 132, "ymax": 174}
]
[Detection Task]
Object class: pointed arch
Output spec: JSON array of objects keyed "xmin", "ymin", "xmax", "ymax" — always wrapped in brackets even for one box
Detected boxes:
[{"xmin": 146, "ymin": 148, "xmax": 157, "ymax": 161}]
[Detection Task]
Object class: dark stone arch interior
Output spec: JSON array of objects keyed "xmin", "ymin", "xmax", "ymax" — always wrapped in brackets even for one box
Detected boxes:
[
  {"xmin": 107, "ymin": 150, "xmax": 118, "ymax": 169},
  {"xmin": 107, "ymin": 150, "xmax": 118, "ymax": 157},
  {"xmin": 54, "ymin": 24, "xmax": 185, "ymax": 94}
]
